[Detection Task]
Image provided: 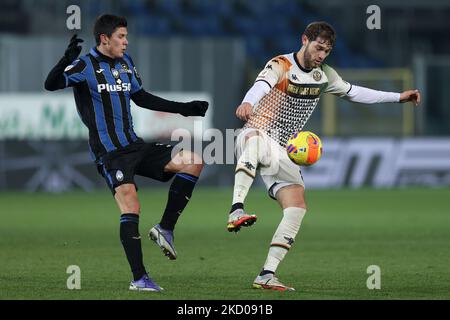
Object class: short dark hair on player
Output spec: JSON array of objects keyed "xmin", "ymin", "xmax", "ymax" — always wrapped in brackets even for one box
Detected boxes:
[
  {"xmin": 304, "ymin": 21, "xmax": 336, "ymax": 47},
  {"xmin": 93, "ymin": 14, "xmax": 128, "ymax": 45}
]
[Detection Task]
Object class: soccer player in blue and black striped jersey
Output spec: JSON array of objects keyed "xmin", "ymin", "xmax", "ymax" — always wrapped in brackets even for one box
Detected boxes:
[{"xmin": 45, "ymin": 14, "xmax": 209, "ymax": 292}]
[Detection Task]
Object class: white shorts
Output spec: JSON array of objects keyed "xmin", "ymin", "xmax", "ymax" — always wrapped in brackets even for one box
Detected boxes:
[{"xmin": 235, "ymin": 128, "xmax": 305, "ymax": 199}]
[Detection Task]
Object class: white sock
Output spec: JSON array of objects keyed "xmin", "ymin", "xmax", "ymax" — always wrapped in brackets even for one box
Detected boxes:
[
  {"xmin": 232, "ymin": 135, "xmax": 267, "ymax": 205},
  {"xmin": 232, "ymin": 171, "xmax": 255, "ymax": 204},
  {"xmin": 263, "ymin": 207, "xmax": 306, "ymax": 273}
]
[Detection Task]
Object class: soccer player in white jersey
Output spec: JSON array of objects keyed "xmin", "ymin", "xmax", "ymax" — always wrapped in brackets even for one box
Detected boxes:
[{"xmin": 227, "ymin": 21, "xmax": 421, "ymax": 291}]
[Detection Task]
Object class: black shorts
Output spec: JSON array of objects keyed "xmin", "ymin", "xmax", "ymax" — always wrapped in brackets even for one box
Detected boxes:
[{"xmin": 96, "ymin": 142, "xmax": 177, "ymax": 195}]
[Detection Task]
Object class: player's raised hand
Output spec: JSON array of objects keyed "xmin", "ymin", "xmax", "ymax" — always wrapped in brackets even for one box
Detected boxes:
[
  {"xmin": 236, "ymin": 102, "xmax": 253, "ymax": 121},
  {"xmin": 180, "ymin": 100, "xmax": 209, "ymax": 117},
  {"xmin": 400, "ymin": 89, "xmax": 421, "ymax": 106},
  {"xmin": 65, "ymin": 34, "xmax": 84, "ymax": 63}
]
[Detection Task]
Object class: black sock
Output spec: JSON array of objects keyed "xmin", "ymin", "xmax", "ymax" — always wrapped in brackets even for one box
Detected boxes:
[
  {"xmin": 160, "ymin": 173, "xmax": 198, "ymax": 231},
  {"xmin": 260, "ymin": 269, "xmax": 275, "ymax": 276},
  {"xmin": 230, "ymin": 202, "xmax": 244, "ymax": 213},
  {"xmin": 120, "ymin": 214, "xmax": 146, "ymax": 281}
]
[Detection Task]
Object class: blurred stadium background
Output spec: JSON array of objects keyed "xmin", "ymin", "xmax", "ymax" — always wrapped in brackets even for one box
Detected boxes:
[
  {"xmin": 1, "ymin": 0, "xmax": 450, "ymax": 300},
  {"xmin": 1, "ymin": 0, "xmax": 450, "ymax": 191}
]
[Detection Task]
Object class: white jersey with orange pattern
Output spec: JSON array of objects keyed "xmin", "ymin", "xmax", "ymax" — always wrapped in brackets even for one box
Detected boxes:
[{"xmin": 244, "ymin": 53, "xmax": 351, "ymax": 147}]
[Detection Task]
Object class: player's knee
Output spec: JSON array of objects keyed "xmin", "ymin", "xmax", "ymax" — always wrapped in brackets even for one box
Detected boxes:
[
  {"xmin": 295, "ymin": 197, "xmax": 307, "ymax": 210},
  {"xmin": 299, "ymin": 192, "xmax": 307, "ymax": 210},
  {"xmin": 296, "ymin": 196, "xmax": 307, "ymax": 210},
  {"xmin": 122, "ymin": 199, "xmax": 140, "ymax": 213},
  {"xmin": 126, "ymin": 203, "xmax": 140, "ymax": 214},
  {"xmin": 190, "ymin": 162, "xmax": 203, "ymax": 176},
  {"xmin": 244, "ymin": 130, "xmax": 262, "ymax": 142},
  {"xmin": 183, "ymin": 151, "xmax": 203, "ymax": 175},
  {"xmin": 285, "ymin": 199, "xmax": 306, "ymax": 209},
  {"xmin": 116, "ymin": 184, "xmax": 135, "ymax": 196},
  {"xmin": 194, "ymin": 162, "xmax": 204, "ymax": 175},
  {"xmin": 239, "ymin": 132, "xmax": 268, "ymax": 167},
  {"xmin": 276, "ymin": 185, "xmax": 307, "ymax": 209},
  {"xmin": 115, "ymin": 184, "xmax": 140, "ymax": 213},
  {"xmin": 191, "ymin": 152, "xmax": 204, "ymax": 169}
]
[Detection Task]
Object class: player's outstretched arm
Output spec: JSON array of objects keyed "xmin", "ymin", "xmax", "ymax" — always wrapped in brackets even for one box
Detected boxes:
[
  {"xmin": 44, "ymin": 34, "xmax": 84, "ymax": 91},
  {"xmin": 324, "ymin": 65, "xmax": 421, "ymax": 106},
  {"xmin": 131, "ymin": 89, "xmax": 208, "ymax": 117},
  {"xmin": 345, "ymin": 85, "xmax": 421, "ymax": 106},
  {"xmin": 400, "ymin": 89, "xmax": 421, "ymax": 106}
]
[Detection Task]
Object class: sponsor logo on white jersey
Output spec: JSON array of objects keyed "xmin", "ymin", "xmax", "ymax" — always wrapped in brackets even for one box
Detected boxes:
[{"xmin": 313, "ymin": 70, "xmax": 322, "ymax": 81}]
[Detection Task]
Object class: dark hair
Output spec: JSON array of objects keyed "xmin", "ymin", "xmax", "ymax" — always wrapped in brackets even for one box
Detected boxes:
[
  {"xmin": 93, "ymin": 14, "xmax": 127, "ymax": 45},
  {"xmin": 303, "ymin": 21, "xmax": 336, "ymax": 47}
]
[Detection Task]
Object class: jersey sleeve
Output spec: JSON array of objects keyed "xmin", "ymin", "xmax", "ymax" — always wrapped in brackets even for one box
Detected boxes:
[
  {"xmin": 254, "ymin": 56, "xmax": 289, "ymax": 88},
  {"xmin": 63, "ymin": 59, "xmax": 87, "ymax": 87},
  {"xmin": 322, "ymin": 64, "xmax": 352, "ymax": 97}
]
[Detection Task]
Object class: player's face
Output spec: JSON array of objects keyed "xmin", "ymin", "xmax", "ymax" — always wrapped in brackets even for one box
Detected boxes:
[
  {"xmin": 303, "ymin": 37, "xmax": 332, "ymax": 69},
  {"xmin": 105, "ymin": 27, "xmax": 128, "ymax": 59}
]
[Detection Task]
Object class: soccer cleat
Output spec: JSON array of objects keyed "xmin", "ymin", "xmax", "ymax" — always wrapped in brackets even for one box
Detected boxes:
[
  {"xmin": 149, "ymin": 224, "xmax": 177, "ymax": 260},
  {"xmin": 129, "ymin": 274, "xmax": 163, "ymax": 292},
  {"xmin": 227, "ymin": 209, "xmax": 257, "ymax": 232},
  {"xmin": 252, "ymin": 273, "xmax": 295, "ymax": 291}
]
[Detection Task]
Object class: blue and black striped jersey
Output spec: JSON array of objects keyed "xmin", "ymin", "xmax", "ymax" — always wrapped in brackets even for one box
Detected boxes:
[{"xmin": 63, "ymin": 47, "xmax": 144, "ymax": 160}]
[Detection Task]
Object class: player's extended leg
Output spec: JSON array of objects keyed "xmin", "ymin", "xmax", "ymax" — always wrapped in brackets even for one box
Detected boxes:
[
  {"xmin": 253, "ymin": 184, "xmax": 307, "ymax": 291},
  {"xmin": 114, "ymin": 184, "xmax": 163, "ymax": 292},
  {"xmin": 227, "ymin": 131, "xmax": 268, "ymax": 232},
  {"xmin": 148, "ymin": 150, "xmax": 203, "ymax": 260}
]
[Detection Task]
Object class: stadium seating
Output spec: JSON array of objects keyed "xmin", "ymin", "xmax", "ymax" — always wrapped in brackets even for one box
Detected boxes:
[
  {"xmin": 119, "ymin": 0, "xmax": 378, "ymax": 68},
  {"xmin": 13, "ymin": 0, "xmax": 379, "ymax": 68}
]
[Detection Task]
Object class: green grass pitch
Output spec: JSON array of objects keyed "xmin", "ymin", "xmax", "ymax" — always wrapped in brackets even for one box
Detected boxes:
[{"xmin": 1, "ymin": 187, "xmax": 449, "ymax": 300}]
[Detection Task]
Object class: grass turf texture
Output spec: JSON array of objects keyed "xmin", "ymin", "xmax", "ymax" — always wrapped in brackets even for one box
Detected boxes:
[{"xmin": 0, "ymin": 188, "xmax": 449, "ymax": 300}]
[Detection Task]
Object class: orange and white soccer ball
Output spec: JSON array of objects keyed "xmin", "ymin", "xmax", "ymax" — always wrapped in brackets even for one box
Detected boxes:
[{"xmin": 286, "ymin": 131, "xmax": 323, "ymax": 166}]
